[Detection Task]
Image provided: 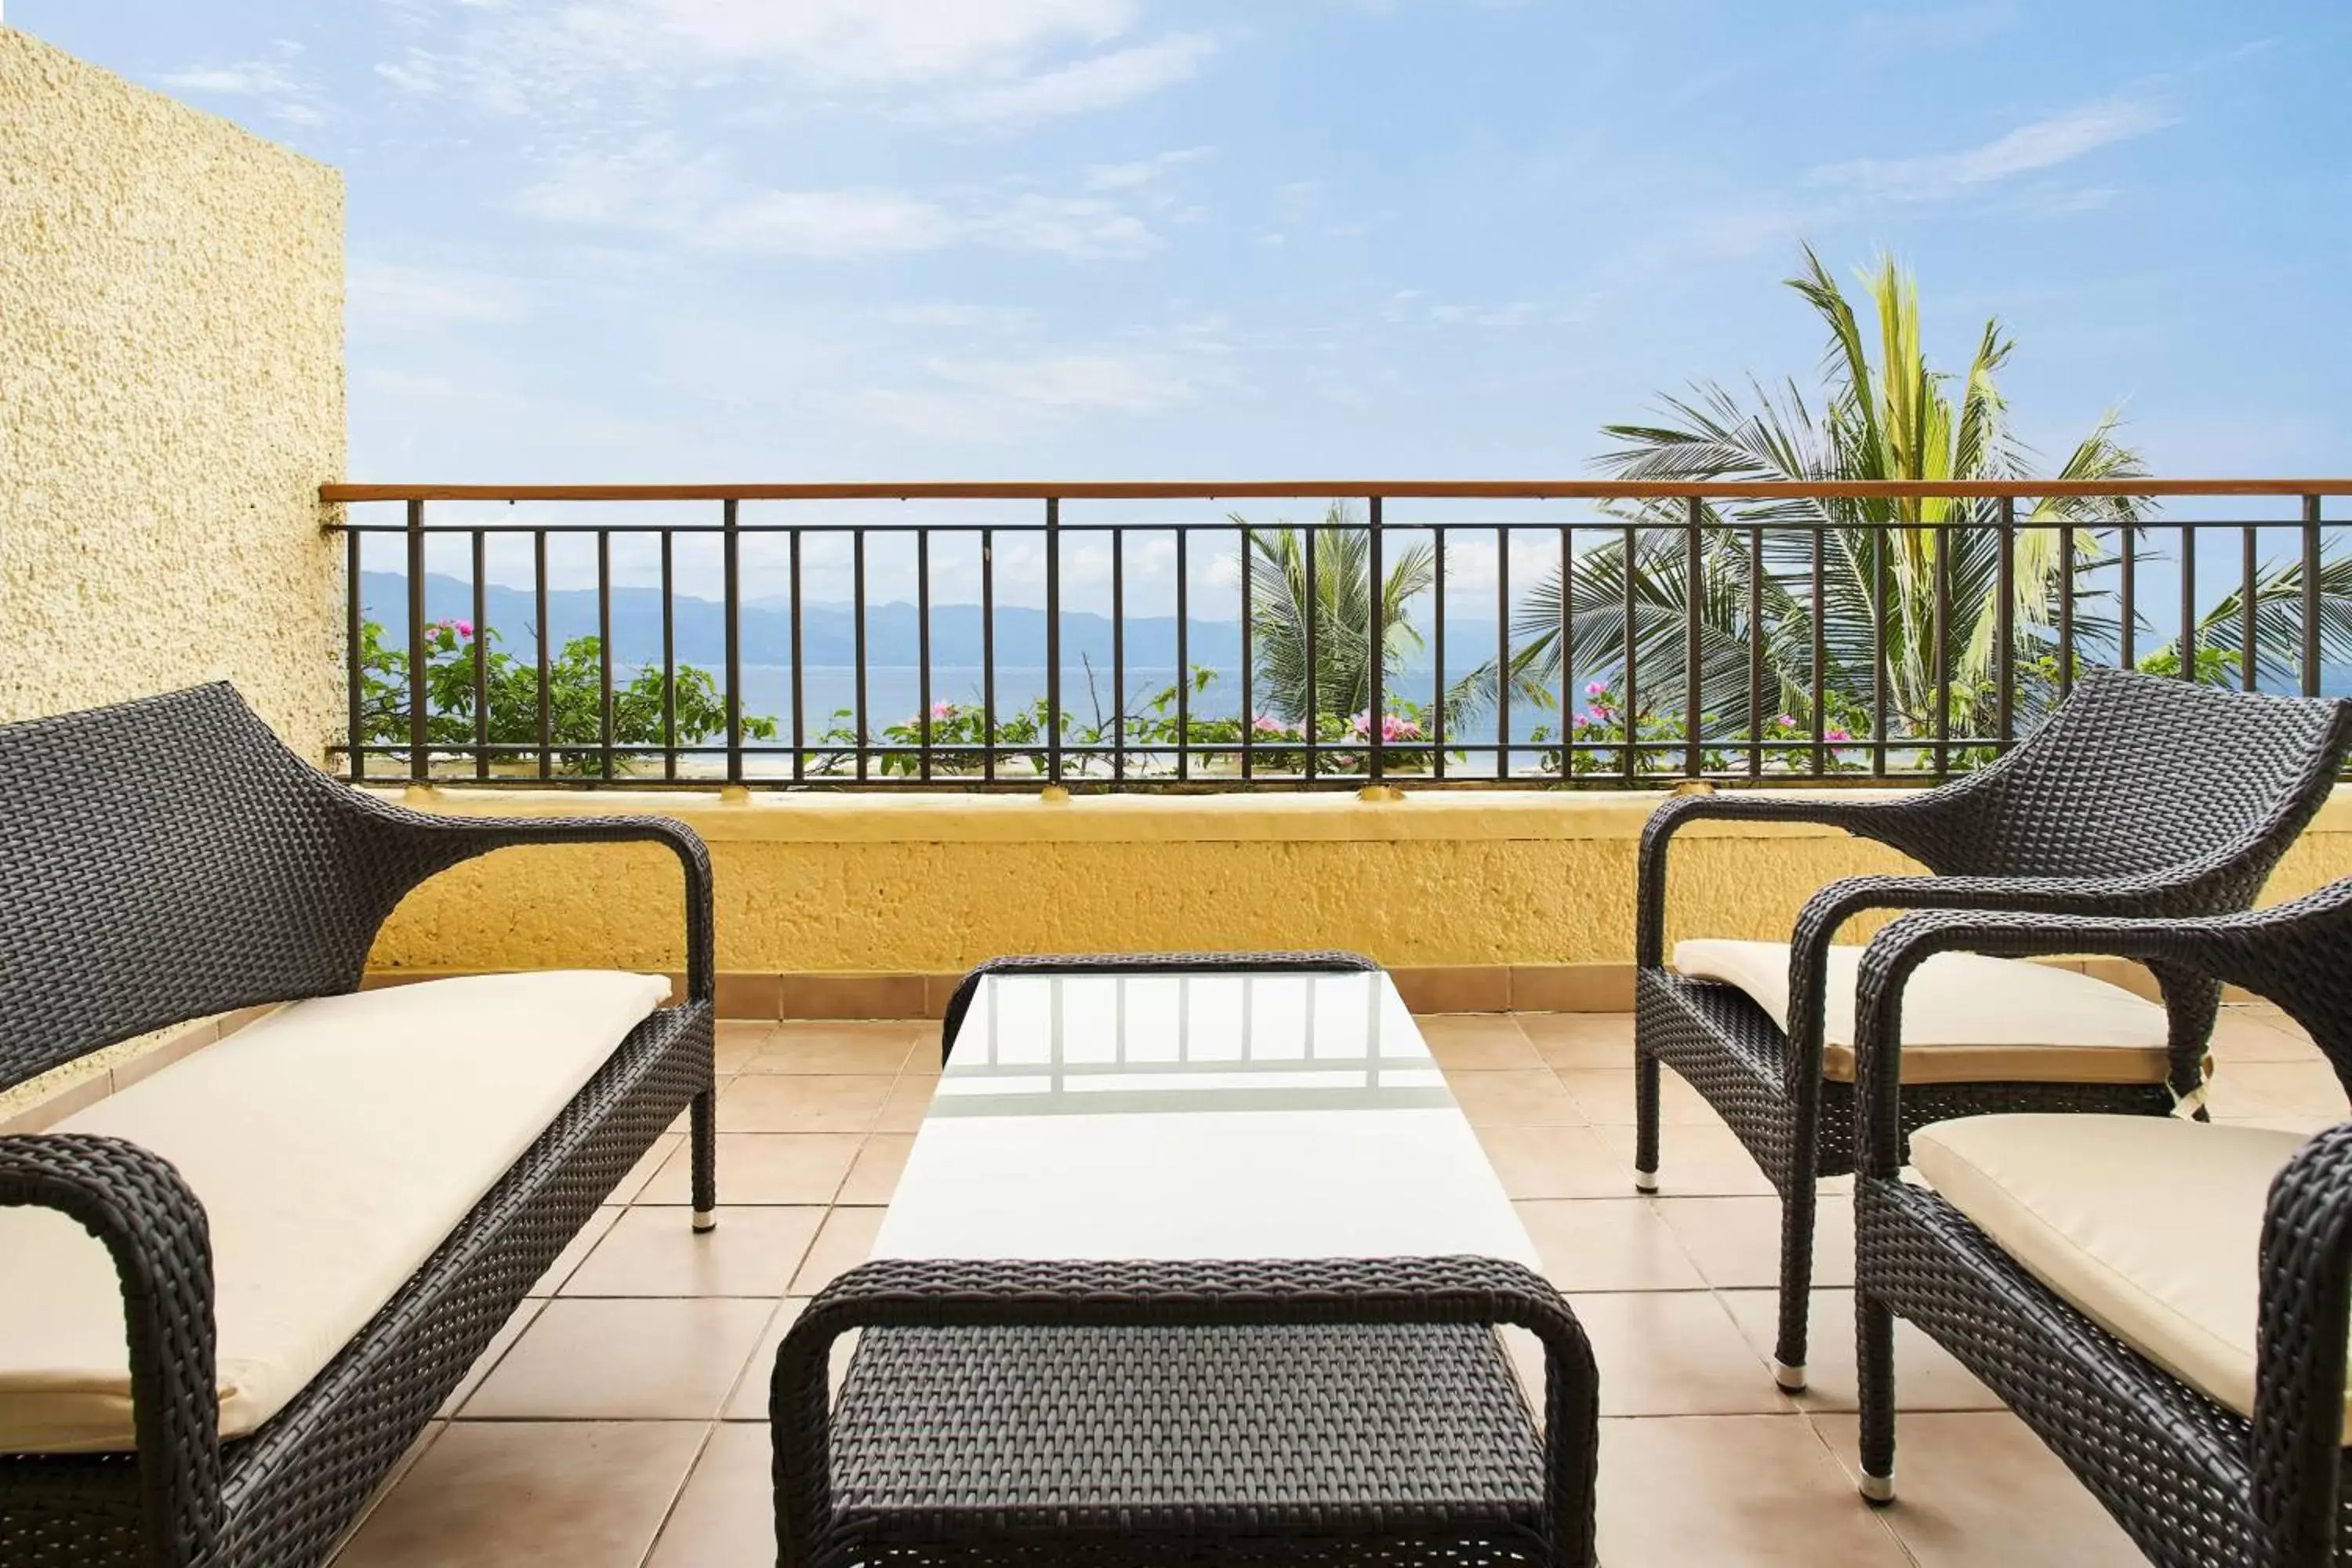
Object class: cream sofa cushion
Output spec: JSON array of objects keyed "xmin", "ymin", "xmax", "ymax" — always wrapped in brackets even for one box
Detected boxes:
[
  {"xmin": 0, "ymin": 971, "xmax": 667, "ymax": 1454},
  {"xmin": 1672, "ymin": 938, "xmax": 2172, "ymax": 1084},
  {"xmin": 1911, "ymin": 1114, "xmax": 2335, "ymax": 1434}
]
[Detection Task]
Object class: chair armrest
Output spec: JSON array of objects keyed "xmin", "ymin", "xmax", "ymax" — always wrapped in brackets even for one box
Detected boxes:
[
  {"xmin": 364, "ymin": 805, "xmax": 716, "ymax": 1004},
  {"xmin": 772, "ymin": 1256, "xmax": 1597, "ymax": 1568},
  {"xmin": 2252, "ymin": 1121, "xmax": 2352, "ymax": 1566},
  {"xmin": 1635, "ymin": 792, "xmax": 1899, "ymax": 968},
  {"xmin": 0, "ymin": 1134, "xmax": 223, "ymax": 1566}
]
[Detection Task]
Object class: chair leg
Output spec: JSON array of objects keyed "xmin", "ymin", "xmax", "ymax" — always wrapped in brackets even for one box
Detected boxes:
[
  {"xmin": 1772, "ymin": 1178, "xmax": 1815, "ymax": 1390},
  {"xmin": 691, "ymin": 1087, "xmax": 717, "ymax": 1232},
  {"xmin": 1857, "ymin": 1289, "xmax": 1896, "ymax": 1503},
  {"xmin": 1633, "ymin": 1045, "xmax": 1661, "ymax": 1193}
]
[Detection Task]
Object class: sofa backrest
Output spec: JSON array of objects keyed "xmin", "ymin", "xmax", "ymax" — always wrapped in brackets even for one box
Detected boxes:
[{"xmin": 0, "ymin": 684, "xmax": 428, "ymax": 1092}]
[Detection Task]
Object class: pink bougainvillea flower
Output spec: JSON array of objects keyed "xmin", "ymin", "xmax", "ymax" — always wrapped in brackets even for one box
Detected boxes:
[
  {"xmin": 1775, "ymin": 713, "xmax": 1795, "ymax": 727},
  {"xmin": 1384, "ymin": 715, "xmax": 1422, "ymax": 741},
  {"xmin": 1584, "ymin": 681, "xmax": 1607, "ymax": 697},
  {"xmin": 1825, "ymin": 726, "xmax": 1851, "ymax": 742},
  {"xmin": 1252, "ymin": 713, "xmax": 1286, "ymax": 735},
  {"xmin": 930, "ymin": 701, "xmax": 956, "ymax": 720},
  {"xmin": 454, "ymin": 619, "xmax": 474, "ymax": 640},
  {"xmin": 1348, "ymin": 711, "xmax": 1373, "ymax": 738}
]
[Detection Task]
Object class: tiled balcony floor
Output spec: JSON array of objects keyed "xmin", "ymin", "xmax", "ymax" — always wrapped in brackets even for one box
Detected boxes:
[{"xmin": 330, "ymin": 1005, "xmax": 2347, "ymax": 1567}]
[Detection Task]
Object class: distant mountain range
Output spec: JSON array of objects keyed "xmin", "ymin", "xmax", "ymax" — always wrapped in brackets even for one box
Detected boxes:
[{"xmin": 359, "ymin": 571, "xmax": 1504, "ymax": 673}]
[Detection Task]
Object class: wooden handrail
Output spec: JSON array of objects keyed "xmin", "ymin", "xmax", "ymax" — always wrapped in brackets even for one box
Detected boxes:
[{"xmin": 320, "ymin": 478, "xmax": 2352, "ymax": 503}]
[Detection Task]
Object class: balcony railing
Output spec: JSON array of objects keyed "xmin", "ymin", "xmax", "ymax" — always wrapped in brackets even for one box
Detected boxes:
[{"xmin": 321, "ymin": 480, "xmax": 2352, "ymax": 790}]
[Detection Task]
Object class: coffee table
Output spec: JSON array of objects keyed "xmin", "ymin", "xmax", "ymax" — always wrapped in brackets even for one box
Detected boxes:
[{"xmin": 772, "ymin": 956, "xmax": 1599, "ymax": 1568}]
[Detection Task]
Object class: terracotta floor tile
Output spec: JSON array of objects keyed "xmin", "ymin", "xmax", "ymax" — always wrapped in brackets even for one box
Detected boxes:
[
  {"xmin": 744, "ymin": 1022, "xmax": 921, "ymax": 1076},
  {"xmin": 716, "ymin": 1073, "xmax": 895, "ymax": 1134},
  {"xmin": 723, "ymin": 1300, "xmax": 808, "ymax": 1421},
  {"xmin": 608, "ymin": 1134, "xmax": 681, "ymax": 1203},
  {"xmin": 720, "ymin": 1300, "xmax": 860, "ymax": 1421},
  {"xmin": 1517, "ymin": 1013, "xmax": 1635, "ymax": 1071},
  {"xmin": 561, "ymin": 1204, "xmax": 824, "ymax": 1297},
  {"xmin": 462, "ymin": 1298, "xmax": 772, "ymax": 1420},
  {"xmin": 1473, "ymin": 1125, "xmax": 1634, "ymax": 1200},
  {"xmin": 1595, "ymin": 1415, "xmax": 1909, "ymax": 1566},
  {"xmin": 1556, "ymin": 1065, "xmax": 1724, "ymax": 1127},
  {"xmin": 1720, "ymin": 1290, "xmax": 1999, "ymax": 1414},
  {"xmin": 646, "ymin": 1422, "xmax": 775, "ymax": 1567},
  {"xmin": 1513, "ymin": 1197, "xmax": 1707, "ymax": 1292},
  {"xmin": 332, "ymin": 1421, "xmax": 704, "ymax": 1568},
  {"xmin": 1417, "ymin": 1014, "xmax": 1545, "ymax": 1070},
  {"xmin": 713, "ymin": 1022, "xmax": 779, "ymax": 1075},
  {"xmin": 1566, "ymin": 1291, "xmax": 1788, "ymax": 1416},
  {"xmin": 639, "ymin": 1134, "xmax": 858, "ymax": 1206},
  {"xmin": 437, "ymin": 1300, "xmax": 542, "ymax": 1417},
  {"xmin": 1656, "ymin": 1193, "xmax": 1856, "ymax": 1290},
  {"xmin": 791, "ymin": 1207, "xmax": 887, "ymax": 1294},
  {"xmin": 839, "ymin": 1133, "xmax": 916, "ymax": 1205},
  {"xmin": 2215, "ymin": 1060, "xmax": 2349, "ymax": 1120},
  {"xmin": 1594, "ymin": 1123, "xmax": 1775, "ymax": 1197},
  {"xmin": 872, "ymin": 1073, "xmax": 936, "ymax": 1132},
  {"xmin": 528, "ymin": 1207, "xmax": 621, "ymax": 1297},
  {"xmin": 1445, "ymin": 1069, "xmax": 1588, "ymax": 1127},
  {"xmin": 2209, "ymin": 1009, "xmax": 2320, "ymax": 1065},
  {"xmin": 1812, "ymin": 1411, "xmax": 2144, "ymax": 1566}
]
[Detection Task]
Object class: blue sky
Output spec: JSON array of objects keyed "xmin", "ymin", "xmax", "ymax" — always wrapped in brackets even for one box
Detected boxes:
[{"xmin": 21, "ymin": 0, "xmax": 2351, "ymax": 489}]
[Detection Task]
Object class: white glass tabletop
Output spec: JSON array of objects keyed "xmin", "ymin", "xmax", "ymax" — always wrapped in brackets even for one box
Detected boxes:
[{"xmin": 870, "ymin": 969, "xmax": 1540, "ymax": 1266}]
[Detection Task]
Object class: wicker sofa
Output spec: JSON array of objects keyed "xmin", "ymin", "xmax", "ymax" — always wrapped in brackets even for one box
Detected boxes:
[{"xmin": 0, "ymin": 684, "xmax": 717, "ymax": 1568}]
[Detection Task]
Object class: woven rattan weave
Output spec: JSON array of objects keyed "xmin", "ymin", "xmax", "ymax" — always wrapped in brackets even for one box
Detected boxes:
[
  {"xmin": 0, "ymin": 684, "xmax": 717, "ymax": 1568},
  {"xmin": 1633, "ymin": 668, "xmax": 2352, "ymax": 1388},
  {"xmin": 773, "ymin": 1256, "xmax": 1599, "ymax": 1568},
  {"xmin": 1848, "ymin": 890, "xmax": 2352, "ymax": 1566}
]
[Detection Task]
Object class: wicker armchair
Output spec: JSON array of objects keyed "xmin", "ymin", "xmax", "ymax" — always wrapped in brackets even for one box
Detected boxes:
[
  {"xmin": 1634, "ymin": 668, "xmax": 2352, "ymax": 1390},
  {"xmin": 0, "ymin": 684, "xmax": 716, "ymax": 1568},
  {"xmin": 1848, "ymin": 884, "xmax": 2352, "ymax": 1566}
]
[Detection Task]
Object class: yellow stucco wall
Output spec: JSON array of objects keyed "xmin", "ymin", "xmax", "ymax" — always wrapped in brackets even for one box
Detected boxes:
[
  {"xmin": 0, "ymin": 27, "xmax": 345, "ymax": 760},
  {"xmin": 364, "ymin": 788, "xmax": 2352, "ymax": 975}
]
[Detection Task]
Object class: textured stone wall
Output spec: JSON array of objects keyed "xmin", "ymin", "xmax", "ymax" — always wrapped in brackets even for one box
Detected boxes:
[
  {"xmin": 361, "ymin": 787, "xmax": 2352, "ymax": 976},
  {"xmin": 0, "ymin": 27, "xmax": 344, "ymax": 759}
]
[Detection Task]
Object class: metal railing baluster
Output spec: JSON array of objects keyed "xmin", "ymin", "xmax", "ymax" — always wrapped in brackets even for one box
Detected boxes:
[
  {"xmin": 1683, "ymin": 497, "xmax": 1702, "ymax": 777},
  {"xmin": 596, "ymin": 528, "xmax": 612, "ymax": 781},
  {"xmin": 472, "ymin": 529, "xmax": 488, "ymax": 780},
  {"xmin": 724, "ymin": 499, "xmax": 742, "ymax": 783},
  {"xmin": 1367, "ymin": 497, "xmax": 1384, "ymax": 784},
  {"xmin": 406, "ymin": 498, "xmax": 426, "ymax": 781},
  {"xmin": 660, "ymin": 529, "xmax": 676, "ymax": 781}
]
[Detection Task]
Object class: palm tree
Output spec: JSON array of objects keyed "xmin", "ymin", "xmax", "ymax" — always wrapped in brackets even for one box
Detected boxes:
[
  {"xmin": 1239, "ymin": 503, "xmax": 1434, "ymax": 723},
  {"xmin": 1508, "ymin": 246, "xmax": 2348, "ymax": 745}
]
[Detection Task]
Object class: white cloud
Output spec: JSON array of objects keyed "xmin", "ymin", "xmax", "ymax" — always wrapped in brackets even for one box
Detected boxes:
[
  {"xmin": 349, "ymin": 261, "xmax": 528, "ymax": 325},
  {"xmin": 376, "ymin": 0, "xmax": 1208, "ymax": 125},
  {"xmin": 1083, "ymin": 146, "xmax": 1214, "ymax": 191},
  {"xmin": 931, "ymin": 32, "xmax": 1218, "ymax": 126},
  {"xmin": 975, "ymin": 194, "xmax": 1161, "ymax": 260},
  {"xmin": 598, "ymin": 0, "xmax": 1139, "ymax": 85},
  {"xmin": 704, "ymin": 190, "xmax": 960, "ymax": 257},
  {"xmin": 517, "ymin": 136, "xmax": 1172, "ymax": 260},
  {"xmin": 1809, "ymin": 97, "xmax": 2173, "ymax": 200},
  {"xmin": 160, "ymin": 41, "xmax": 325, "ymax": 126}
]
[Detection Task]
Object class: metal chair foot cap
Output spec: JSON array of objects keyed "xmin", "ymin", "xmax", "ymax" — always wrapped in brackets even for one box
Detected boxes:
[
  {"xmin": 1632, "ymin": 1167, "xmax": 1660, "ymax": 1194},
  {"xmin": 1859, "ymin": 1471, "xmax": 1894, "ymax": 1504},
  {"xmin": 692, "ymin": 1208, "xmax": 717, "ymax": 1232},
  {"xmin": 1773, "ymin": 1359, "xmax": 1807, "ymax": 1392}
]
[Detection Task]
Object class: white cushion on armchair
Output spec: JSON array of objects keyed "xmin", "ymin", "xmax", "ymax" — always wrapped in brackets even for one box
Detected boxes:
[{"xmin": 1672, "ymin": 937, "xmax": 2172, "ymax": 1084}]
